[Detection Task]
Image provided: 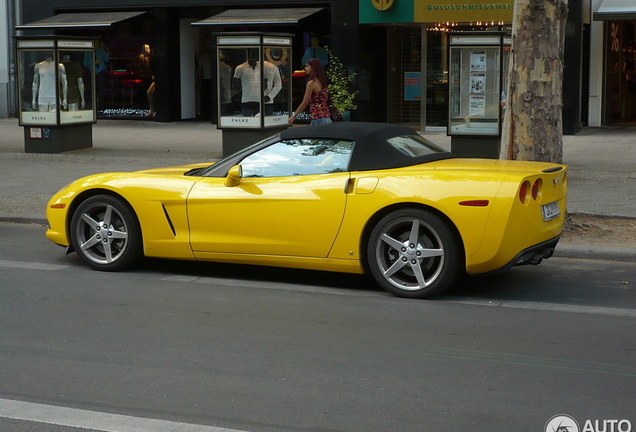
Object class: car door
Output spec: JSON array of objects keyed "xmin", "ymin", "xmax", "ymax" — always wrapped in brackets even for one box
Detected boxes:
[{"xmin": 187, "ymin": 138, "xmax": 354, "ymax": 258}]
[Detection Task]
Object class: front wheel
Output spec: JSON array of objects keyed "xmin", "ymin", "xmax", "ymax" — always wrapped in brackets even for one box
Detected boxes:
[
  {"xmin": 367, "ymin": 209, "xmax": 464, "ymax": 299},
  {"xmin": 70, "ymin": 194, "xmax": 142, "ymax": 271}
]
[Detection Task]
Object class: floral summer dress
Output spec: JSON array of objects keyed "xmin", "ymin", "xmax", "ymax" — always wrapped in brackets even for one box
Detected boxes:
[{"xmin": 310, "ymin": 88, "xmax": 330, "ymax": 120}]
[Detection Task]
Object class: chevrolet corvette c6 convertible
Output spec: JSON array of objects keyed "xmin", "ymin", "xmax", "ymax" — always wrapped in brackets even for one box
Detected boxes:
[{"xmin": 46, "ymin": 122, "xmax": 567, "ymax": 299}]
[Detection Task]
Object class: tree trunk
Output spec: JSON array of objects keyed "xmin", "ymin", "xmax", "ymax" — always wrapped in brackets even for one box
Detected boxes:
[{"xmin": 500, "ymin": 0, "xmax": 569, "ymax": 163}]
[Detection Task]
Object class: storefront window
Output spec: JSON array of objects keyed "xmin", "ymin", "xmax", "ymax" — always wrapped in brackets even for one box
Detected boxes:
[
  {"xmin": 604, "ymin": 21, "xmax": 636, "ymax": 124},
  {"xmin": 386, "ymin": 24, "xmax": 510, "ymax": 130},
  {"xmin": 426, "ymin": 30, "xmax": 448, "ymax": 127},
  {"xmin": 387, "ymin": 27, "xmax": 422, "ymax": 126},
  {"xmin": 97, "ymin": 38, "xmax": 156, "ymax": 118}
]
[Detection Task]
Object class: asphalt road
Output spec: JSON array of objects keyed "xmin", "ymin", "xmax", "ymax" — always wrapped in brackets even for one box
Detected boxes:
[{"xmin": 1, "ymin": 223, "xmax": 635, "ymax": 432}]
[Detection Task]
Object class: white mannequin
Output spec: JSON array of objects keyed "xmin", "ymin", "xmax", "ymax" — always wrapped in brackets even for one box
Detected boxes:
[
  {"xmin": 234, "ymin": 57, "xmax": 281, "ymax": 116},
  {"xmin": 32, "ymin": 56, "xmax": 67, "ymax": 112}
]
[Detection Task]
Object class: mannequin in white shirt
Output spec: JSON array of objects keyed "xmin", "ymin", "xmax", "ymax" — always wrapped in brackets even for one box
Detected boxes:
[
  {"xmin": 32, "ymin": 56, "xmax": 67, "ymax": 112},
  {"xmin": 233, "ymin": 50, "xmax": 281, "ymax": 116}
]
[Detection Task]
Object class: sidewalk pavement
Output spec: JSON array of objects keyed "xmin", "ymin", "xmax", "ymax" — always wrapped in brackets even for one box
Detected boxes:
[{"xmin": 1, "ymin": 118, "xmax": 634, "ymax": 260}]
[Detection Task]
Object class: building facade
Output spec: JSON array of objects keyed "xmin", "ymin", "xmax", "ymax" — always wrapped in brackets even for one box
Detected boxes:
[
  {"xmin": 589, "ymin": 0, "xmax": 636, "ymax": 126},
  {"xmin": 4, "ymin": 0, "xmax": 636, "ymax": 131}
]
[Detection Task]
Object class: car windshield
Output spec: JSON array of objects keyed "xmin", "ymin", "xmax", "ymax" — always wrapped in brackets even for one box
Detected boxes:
[
  {"xmin": 241, "ymin": 138, "xmax": 354, "ymax": 177},
  {"xmin": 386, "ymin": 135, "xmax": 447, "ymax": 157},
  {"xmin": 193, "ymin": 134, "xmax": 282, "ymax": 177}
]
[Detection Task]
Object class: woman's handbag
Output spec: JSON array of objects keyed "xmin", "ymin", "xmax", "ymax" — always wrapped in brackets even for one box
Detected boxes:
[{"xmin": 327, "ymin": 94, "xmax": 343, "ymax": 122}]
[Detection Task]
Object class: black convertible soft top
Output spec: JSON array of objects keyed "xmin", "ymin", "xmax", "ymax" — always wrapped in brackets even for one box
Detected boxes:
[{"xmin": 280, "ymin": 122, "xmax": 454, "ymax": 171}]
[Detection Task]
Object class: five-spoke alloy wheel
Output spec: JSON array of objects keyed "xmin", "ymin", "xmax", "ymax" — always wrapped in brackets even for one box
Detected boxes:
[
  {"xmin": 367, "ymin": 208, "xmax": 463, "ymax": 299},
  {"xmin": 70, "ymin": 194, "xmax": 142, "ymax": 271}
]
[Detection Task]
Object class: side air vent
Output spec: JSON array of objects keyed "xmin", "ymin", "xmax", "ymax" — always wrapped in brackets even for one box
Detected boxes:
[{"xmin": 161, "ymin": 204, "xmax": 177, "ymax": 237}]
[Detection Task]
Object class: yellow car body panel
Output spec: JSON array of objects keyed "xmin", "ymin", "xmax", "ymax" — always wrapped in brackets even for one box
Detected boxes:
[
  {"xmin": 327, "ymin": 169, "xmax": 499, "ymax": 262},
  {"xmin": 327, "ymin": 159, "xmax": 566, "ymax": 274},
  {"xmin": 427, "ymin": 159, "xmax": 567, "ymax": 273},
  {"xmin": 191, "ymin": 252, "xmax": 364, "ymax": 274},
  {"xmin": 187, "ymin": 172, "xmax": 350, "ymax": 258},
  {"xmin": 46, "ymin": 170, "xmax": 202, "ymax": 260}
]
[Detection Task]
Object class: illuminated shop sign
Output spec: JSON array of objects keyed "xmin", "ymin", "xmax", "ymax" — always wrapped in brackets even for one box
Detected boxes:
[
  {"xmin": 416, "ymin": 0, "xmax": 513, "ymax": 22},
  {"xmin": 359, "ymin": 0, "xmax": 514, "ymax": 23}
]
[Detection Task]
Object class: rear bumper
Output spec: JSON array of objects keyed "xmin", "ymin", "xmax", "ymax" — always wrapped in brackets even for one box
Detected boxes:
[{"xmin": 496, "ymin": 234, "xmax": 561, "ymax": 273}]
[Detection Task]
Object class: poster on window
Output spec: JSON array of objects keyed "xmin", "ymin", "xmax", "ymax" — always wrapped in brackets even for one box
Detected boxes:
[
  {"xmin": 470, "ymin": 73, "xmax": 486, "ymax": 94},
  {"xmin": 404, "ymin": 72, "xmax": 422, "ymax": 101},
  {"xmin": 469, "ymin": 95, "xmax": 486, "ymax": 116},
  {"xmin": 470, "ymin": 51, "xmax": 487, "ymax": 71}
]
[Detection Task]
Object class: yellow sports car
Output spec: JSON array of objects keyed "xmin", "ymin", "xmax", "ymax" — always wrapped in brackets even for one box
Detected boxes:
[{"xmin": 46, "ymin": 122, "xmax": 567, "ymax": 299}]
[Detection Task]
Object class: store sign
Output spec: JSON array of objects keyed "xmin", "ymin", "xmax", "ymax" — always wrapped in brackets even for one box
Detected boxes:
[
  {"xmin": 414, "ymin": 0, "xmax": 514, "ymax": 22},
  {"xmin": 450, "ymin": 36, "xmax": 503, "ymax": 45},
  {"xmin": 372, "ymin": 0, "xmax": 395, "ymax": 11},
  {"xmin": 17, "ymin": 40, "xmax": 55, "ymax": 48},
  {"xmin": 217, "ymin": 36, "xmax": 261, "ymax": 45},
  {"xmin": 360, "ymin": 0, "xmax": 514, "ymax": 24},
  {"xmin": 61, "ymin": 111, "xmax": 94, "ymax": 125},
  {"xmin": 59, "ymin": 40, "xmax": 94, "ymax": 49},
  {"xmin": 263, "ymin": 37, "xmax": 291, "ymax": 46},
  {"xmin": 360, "ymin": 0, "xmax": 414, "ymax": 23}
]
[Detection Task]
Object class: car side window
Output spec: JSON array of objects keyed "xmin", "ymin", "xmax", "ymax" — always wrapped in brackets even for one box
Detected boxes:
[{"xmin": 240, "ymin": 139, "xmax": 354, "ymax": 178}]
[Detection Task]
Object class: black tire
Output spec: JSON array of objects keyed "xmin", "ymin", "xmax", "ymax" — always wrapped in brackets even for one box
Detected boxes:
[
  {"xmin": 367, "ymin": 208, "xmax": 463, "ymax": 299},
  {"xmin": 70, "ymin": 194, "xmax": 142, "ymax": 271}
]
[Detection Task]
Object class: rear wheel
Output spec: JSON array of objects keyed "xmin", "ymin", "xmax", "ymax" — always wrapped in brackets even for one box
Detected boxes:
[
  {"xmin": 70, "ymin": 194, "xmax": 142, "ymax": 271},
  {"xmin": 367, "ymin": 208, "xmax": 463, "ymax": 299}
]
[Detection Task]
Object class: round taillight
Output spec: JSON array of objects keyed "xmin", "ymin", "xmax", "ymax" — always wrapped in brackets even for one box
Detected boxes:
[
  {"xmin": 532, "ymin": 179, "xmax": 541, "ymax": 200},
  {"xmin": 519, "ymin": 181, "xmax": 529, "ymax": 204}
]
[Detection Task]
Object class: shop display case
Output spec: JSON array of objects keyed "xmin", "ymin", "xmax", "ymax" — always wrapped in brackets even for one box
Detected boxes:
[
  {"xmin": 16, "ymin": 36, "xmax": 96, "ymax": 153},
  {"xmin": 17, "ymin": 37, "xmax": 96, "ymax": 126},
  {"xmin": 215, "ymin": 33, "xmax": 292, "ymax": 130},
  {"xmin": 213, "ymin": 33, "xmax": 293, "ymax": 156},
  {"xmin": 447, "ymin": 32, "xmax": 510, "ymax": 137}
]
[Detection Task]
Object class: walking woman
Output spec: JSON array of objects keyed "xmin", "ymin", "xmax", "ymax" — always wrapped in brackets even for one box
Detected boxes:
[{"xmin": 288, "ymin": 58, "xmax": 332, "ymax": 125}]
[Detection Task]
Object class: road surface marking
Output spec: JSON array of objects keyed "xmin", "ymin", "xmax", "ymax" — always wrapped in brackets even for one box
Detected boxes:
[
  {"xmin": 0, "ymin": 259, "xmax": 69, "ymax": 271},
  {"xmin": 448, "ymin": 297, "xmax": 636, "ymax": 318},
  {"xmin": 161, "ymin": 275, "xmax": 373, "ymax": 296},
  {"xmin": 0, "ymin": 398, "xmax": 250, "ymax": 432},
  {"xmin": 425, "ymin": 347, "xmax": 636, "ymax": 377},
  {"xmin": 161, "ymin": 274, "xmax": 636, "ymax": 317}
]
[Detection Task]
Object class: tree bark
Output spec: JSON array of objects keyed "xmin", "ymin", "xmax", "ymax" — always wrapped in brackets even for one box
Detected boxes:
[{"xmin": 500, "ymin": 0, "xmax": 569, "ymax": 163}]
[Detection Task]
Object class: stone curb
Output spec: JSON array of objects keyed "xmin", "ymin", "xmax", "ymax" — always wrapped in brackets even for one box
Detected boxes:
[
  {"xmin": 553, "ymin": 244, "xmax": 636, "ymax": 262},
  {"xmin": 0, "ymin": 215, "xmax": 47, "ymax": 226}
]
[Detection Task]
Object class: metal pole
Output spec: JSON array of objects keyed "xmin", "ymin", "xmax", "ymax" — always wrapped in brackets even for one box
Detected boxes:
[
  {"xmin": 7, "ymin": 0, "xmax": 21, "ymax": 117},
  {"xmin": 420, "ymin": 24, "xmax": 427, "ymax": 131}
]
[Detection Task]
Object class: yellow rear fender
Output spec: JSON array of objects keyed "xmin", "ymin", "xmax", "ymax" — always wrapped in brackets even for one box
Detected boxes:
[
  {"xmin": 328, "ymin": 172, "xmax": 504, "ymax": 262},
  {"xmin": 465, "ymin": 167, "xmax": 567, "ymax": 273}
]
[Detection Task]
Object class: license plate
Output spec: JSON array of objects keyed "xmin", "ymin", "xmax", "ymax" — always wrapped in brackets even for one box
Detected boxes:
[{"xmin": 541, "ymin": 201, "xmax": 561, "ymax": 221}]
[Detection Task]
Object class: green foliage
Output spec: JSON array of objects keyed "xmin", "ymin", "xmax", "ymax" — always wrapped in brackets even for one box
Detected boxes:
[{"xmin": 325, "ymin": 46, "xmax": 358, "ymax": 113}]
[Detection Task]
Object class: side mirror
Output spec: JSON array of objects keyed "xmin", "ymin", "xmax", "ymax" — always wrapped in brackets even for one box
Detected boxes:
[{"xmin": 224, "ymin": 165, "xmax": 243, "ymax": 187}]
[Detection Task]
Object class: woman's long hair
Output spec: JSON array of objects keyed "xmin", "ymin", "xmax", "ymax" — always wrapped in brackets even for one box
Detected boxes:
[{"xmin": 306, "ymin": 58, "xmax": 328, "ymax": 89}]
